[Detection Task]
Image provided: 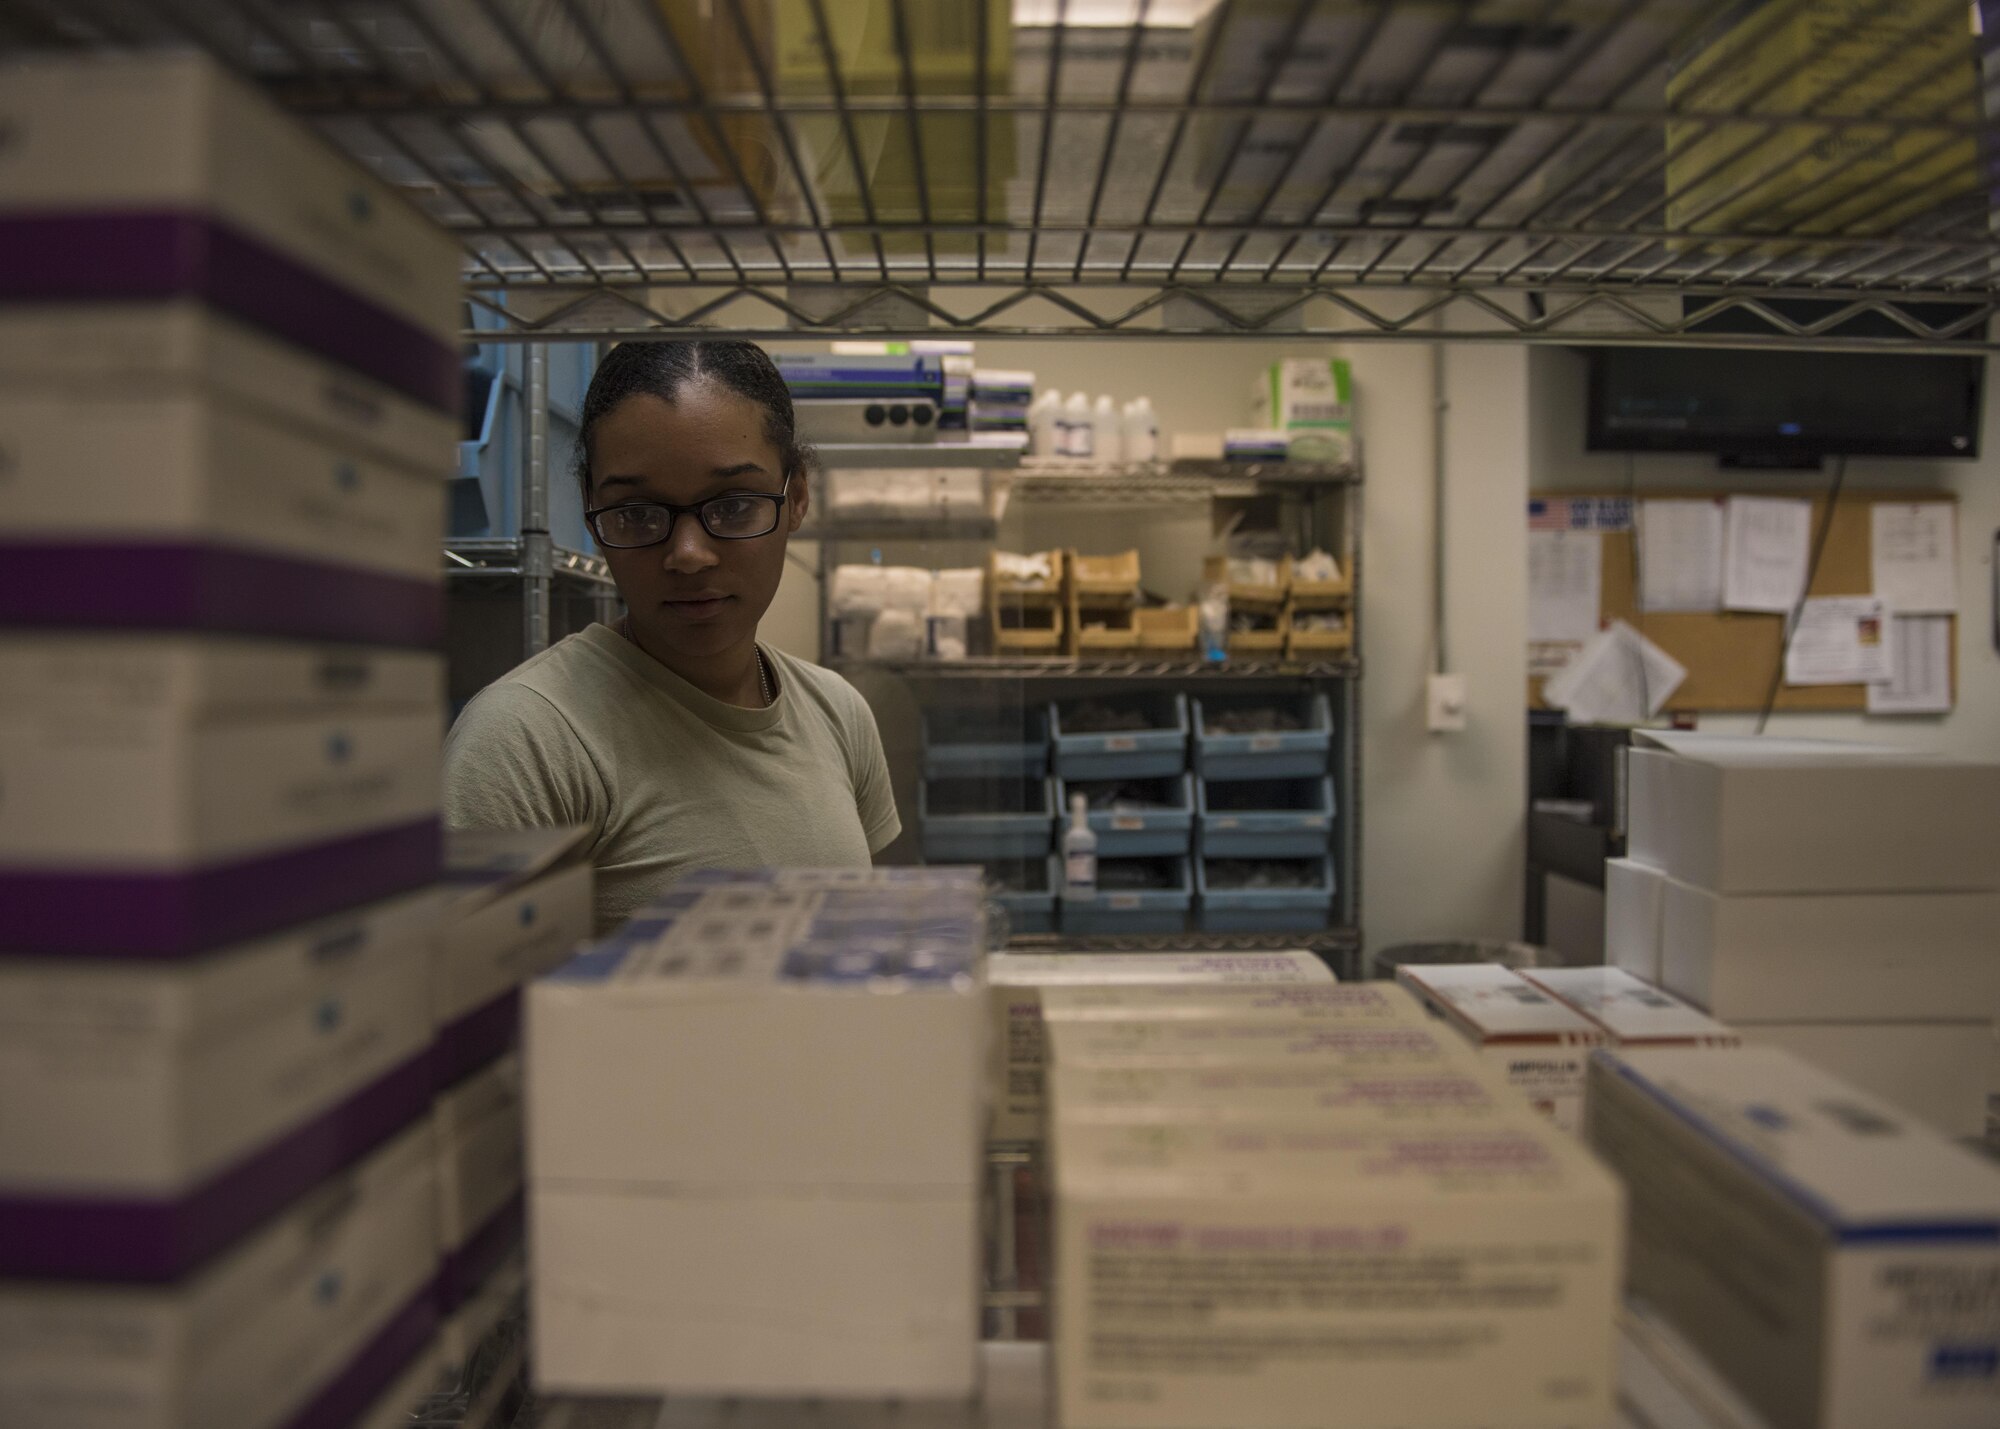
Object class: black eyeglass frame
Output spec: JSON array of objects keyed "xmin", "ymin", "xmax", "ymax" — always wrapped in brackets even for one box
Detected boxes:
[{"xmin": 585, "ymin": 473, "xmax": 796, "ymax": 548}]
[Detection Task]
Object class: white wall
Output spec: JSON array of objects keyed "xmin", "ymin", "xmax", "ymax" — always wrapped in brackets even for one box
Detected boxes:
[{"xmin": 1528, "ymin": 346, "xmax": 2000, "ymax": 760}]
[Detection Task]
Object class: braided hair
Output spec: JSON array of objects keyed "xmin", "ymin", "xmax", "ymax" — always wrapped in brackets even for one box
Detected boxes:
[{"xmin": 574, "ymin": 340, "xmax": 813, "ymax": 502}]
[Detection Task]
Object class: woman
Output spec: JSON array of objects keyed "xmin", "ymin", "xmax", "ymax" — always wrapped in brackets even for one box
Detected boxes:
[{"xmin": 443, "ymin": 340, "xmax": 900, "ymax": 931}]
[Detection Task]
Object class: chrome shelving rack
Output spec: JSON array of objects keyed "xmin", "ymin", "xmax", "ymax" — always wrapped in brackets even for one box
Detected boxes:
[{"xmin": 7, "ymin": 0, "xmax": 1997, "ymax": 351}]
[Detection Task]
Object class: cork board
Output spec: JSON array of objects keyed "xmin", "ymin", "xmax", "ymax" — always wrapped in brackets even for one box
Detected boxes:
[{"xmin": 1528, "ymin": 490, "xmax": 1959, "ymax": 714}]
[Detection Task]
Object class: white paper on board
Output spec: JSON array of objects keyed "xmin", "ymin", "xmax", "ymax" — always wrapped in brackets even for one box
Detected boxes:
[
  {"xmin": 1723, "ymin": 496, "xmax": 1813, "ymax": 613},
  {"xmin": 1528, "ymin": 529, "xmax": 1603, "ymax": 644},
  {"xmin": 1543, "ymin": 620, "xmax": 1687, "ymax": 724},
  {"xmin": 1784, "ymin": 595, "xmax": 1893, "ymax": 686},
  {"xmin": 1636, "ymin": 499, "xmax": 1724, "ymax": 612},
  {"xmin": 1867, "ymin": 614, "xmax": 1953, "ymax": 715},
  {"xmin": 1870, "ymin": 503, "xmax": 1957, "ymax": 615}
]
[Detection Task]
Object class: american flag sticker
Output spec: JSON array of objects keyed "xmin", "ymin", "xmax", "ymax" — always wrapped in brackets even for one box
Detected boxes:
[{"xmin": 1528, "ymin": 497, "xmax": 1633, "ymax": 532}]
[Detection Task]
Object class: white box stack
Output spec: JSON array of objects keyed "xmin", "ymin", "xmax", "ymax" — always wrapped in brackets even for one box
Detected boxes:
[
  {"xmin": 1621, "ymin": 732, "xmax": 2000, "ymax": 1137},
  {"xmin": 1587, "ymin": 1045, "xmax": 2000, "ymax": 1429},
  {"xmin": 0, "ymin": 52, "xmax": 462, "ymax": 1429},
  {"xmin": 1045, "ymin": 980, "xmax": 1627, "ymax": 1429},
  {"xmin": 526, "ymin": 868, "xmax": 989, "ymax": 1398},
  {"xmin": 1392, "ymin": 963, "xmax": 1609, "ymax": 1131}
]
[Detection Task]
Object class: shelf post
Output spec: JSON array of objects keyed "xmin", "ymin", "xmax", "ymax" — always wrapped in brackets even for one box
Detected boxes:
[{"xmin": 523, "ymin": 343, "xmax": 553, "ymax": 658}]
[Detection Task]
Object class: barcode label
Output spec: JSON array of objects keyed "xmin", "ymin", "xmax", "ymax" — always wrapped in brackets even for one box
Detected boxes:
[
  {"xmin": 1109, "ymin": 894, "xmax": 1141, "ymax": 910},
  {"xmin": 1112, "ymin": 816, "xmax": 1145, "ymax": 831},
  {"xmin": 1290, "ymin": 402, "xmax": 1343, "ymax": 423},
  {"xmin": 1249, "ymin": 734, "xmax": 1284, "ymax": 752},
  {"xmin": 1105, "ymin": 735, "xmax": 1139, "ymax": 752}
]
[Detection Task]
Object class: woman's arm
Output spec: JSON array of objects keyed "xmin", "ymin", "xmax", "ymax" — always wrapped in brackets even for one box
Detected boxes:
[{"xmin": 443, "ymin": 682, "xmax": 607, "ymax": 836}]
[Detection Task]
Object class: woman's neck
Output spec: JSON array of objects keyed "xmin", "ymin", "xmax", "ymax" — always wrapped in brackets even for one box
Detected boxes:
[{"xmin": 620, "ymin": 616, "xmax": 768, "ymax": 708}]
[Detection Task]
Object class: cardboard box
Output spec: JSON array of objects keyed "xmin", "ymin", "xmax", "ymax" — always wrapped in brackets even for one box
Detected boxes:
[
  {"xmin": 1048, "ymin": 1056, "xmax": 1522, "ymax": 1129},
  {"xmin": 0, "ymin": 390, "xmax": 447, "ymax": 582},
  {"xmin": 0, "ymin": 53, "xmax": 463, "ymax": 344},
  {"xmin": 0, "ymin": 1118, "xmax": 438, "ymax": 1429},
  {"xmin": 1051, "ymin": 1119, "xmax": 1624, "ymax": 1429},
  {"xmin": 1587, "ymin": 1046, "xmax": 2000, "ymax": 1429},
  {"xmin": 436, "ymin": 826, "xmax": 594, "ymax": 1032},
  {"xmin": 1521, "ymin": 967, "xmax": 1739, "ymax": 1049},
  {"xmin": 0, "ymin": 302, "xmax": 458, "ymax": 478},
  {"xmin": 435, "ymin": 1052, "xmax": 522, "ymax": 1253},
  {"xmin": 1661, "ymin": 878, "xmax": 2000, "ymax": 1022},
  {"xmin": 1395, "ymin": 964, "xmax": 1608, "ymax": 1131},
  {"xmin": 440, "ymin": 1249, "xmax": 522, "ymax": 1373},
  {"xmin": 0, "ymin": 885, "xmax": 441, "ymax": 1197},
  {"xmin": 1605, "ymin": 856, "xmax": 1668, "ymax": 982},
  {"xmin": 1733, "ymin": 1020, "xmax": 1993, "ymax": 1140},
  {"xmin": 1626, "ymin": 733, "xmax": 2000, "ymax": 894},
  {"xmin": 986, "ymin": 949, "xmax": 1333, "ymax": 1144},
  {"xmin": 1044, "ymin": 1011, "xmax": 1464, "ymax": 1074}
]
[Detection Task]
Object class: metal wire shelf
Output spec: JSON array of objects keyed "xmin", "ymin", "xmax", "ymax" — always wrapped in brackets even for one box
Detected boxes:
[{"xmin": 9, "ymin": 0, "xmax": 1999, "ymax": 348}]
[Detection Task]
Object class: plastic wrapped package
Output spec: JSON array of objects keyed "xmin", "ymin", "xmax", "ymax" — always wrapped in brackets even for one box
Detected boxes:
[
  {"xmin": 1294, "ymin": 549, "xmax": 1342, "ymax": 583},
  {"xmin": 927, "ymin": 615, "xmax": 969, "ymax": 661},
  {"xmin": 868, "ymin": 608, "xmax": 926, "ymax": 660},
  {"xmin": 830, "ymin": 564, "xmax": 889, "ymax": 615},
  {"xmin": 876, "ymin": 566, "xmax": 933, "ymax": 614},
  {"xmin": 994, "ymin": 551, "xmax": 1056, "ymax": 584},
  {"xmin": 826, "ymin": 471, "xmax": 892, "ymax": 520},
  {"xmin": 930, "ymin": 568, "xmax": 984, "ymax": 618}
]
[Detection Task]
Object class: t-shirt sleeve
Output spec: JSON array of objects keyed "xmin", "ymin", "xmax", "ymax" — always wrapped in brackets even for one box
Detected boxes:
[
  {"xmin": 443, "ymin": 682, "xmax": 606, "ymax": 837},
  {"xmin": 840, "ymin": 684, "xmax": 903, "ymax": 855}
]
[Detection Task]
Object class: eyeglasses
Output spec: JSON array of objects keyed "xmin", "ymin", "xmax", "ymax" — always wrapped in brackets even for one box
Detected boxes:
[{"xmin": 586, "ymin": 475, "xmax": 792, "ymax": 549}]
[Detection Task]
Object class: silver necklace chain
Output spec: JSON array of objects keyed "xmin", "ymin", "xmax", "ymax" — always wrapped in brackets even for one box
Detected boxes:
[{"xmin": 618, "ymin": 616, "xmax": 774, "ymax": 708}]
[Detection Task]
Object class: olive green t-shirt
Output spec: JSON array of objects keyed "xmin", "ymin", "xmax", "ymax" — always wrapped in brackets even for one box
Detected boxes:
[{"xmin": 443, "ymin": 624, "xmax": 900, "ymax": 931}]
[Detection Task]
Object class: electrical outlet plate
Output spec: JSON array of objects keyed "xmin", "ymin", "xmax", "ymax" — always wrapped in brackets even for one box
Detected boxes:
[{"xmin": 1427, "ymin": 673, "xmax": 1468, "ymax": 733}]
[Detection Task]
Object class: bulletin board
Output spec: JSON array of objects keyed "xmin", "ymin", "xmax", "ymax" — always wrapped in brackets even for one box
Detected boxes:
[{"xmin": 1527, "ymin": 489, "xmax": 1959, "ymax": 714}]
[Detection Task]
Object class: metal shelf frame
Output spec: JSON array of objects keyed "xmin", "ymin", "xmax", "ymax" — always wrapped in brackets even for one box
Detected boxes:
[{"xmin": 11, "ymin": 0, "xmax": 1999, "ymax": 350}]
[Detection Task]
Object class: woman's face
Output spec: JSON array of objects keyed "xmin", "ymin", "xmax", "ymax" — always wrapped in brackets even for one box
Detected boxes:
[{"xmin": 587, "ymin": 381, "xmax": 808, "ymax": 668}]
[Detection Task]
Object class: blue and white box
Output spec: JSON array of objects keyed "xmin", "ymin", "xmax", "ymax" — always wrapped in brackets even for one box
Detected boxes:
[
  {"xmin": 526, "ymin": 872, "xmax": 986, "ymax": 1397},
  {"xmin": 1587, "ymin": 1045, "xmax": 2000, "ymax": 1429}
]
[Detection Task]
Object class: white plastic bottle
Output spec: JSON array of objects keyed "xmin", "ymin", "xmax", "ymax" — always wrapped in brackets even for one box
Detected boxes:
[
  {"xmin": 1122, "ymin": 396, "xmax": 1160, "ymax": 463},
  {"xmin": 1093, "ymin": 395, "xmax": 1123, "ymax": 466},
  {"xmin": 1028, "ymin": 390, "xmax": 1062, "ymax": 456},
  {"xmin": 1062, "ymin": 791, "xmax": 1098, "ymax": 902},
  {"xmin": 1063, "ymin": 391, "xmax": 1094, "ymax": 459}
]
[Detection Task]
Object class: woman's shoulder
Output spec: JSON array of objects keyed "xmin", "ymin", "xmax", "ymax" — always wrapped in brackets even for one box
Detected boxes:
[{"xmin": 767, "ymin": 646, "xmax": 871, "ymax": 726}]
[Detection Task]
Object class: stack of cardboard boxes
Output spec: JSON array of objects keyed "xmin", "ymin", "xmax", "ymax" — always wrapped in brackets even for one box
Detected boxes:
[
  {"xmin": 525, "ymin": 868, "xmax": 991, "ymax": 1398},
  {"xmin": 1607, "ymin": 732, "xmax": 2000, "ymax": 1138},
  {"xmin": 0, "ymin": 53, "xmax": 462, "ymax": 1428},
  {"xmin": 1041, "ymin": 980, "xmax": 1626, "ymax": 1429}
]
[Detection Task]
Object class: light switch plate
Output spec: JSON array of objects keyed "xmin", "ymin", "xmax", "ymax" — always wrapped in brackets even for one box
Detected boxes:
[{"xmin": 1427, "ymin": 673, "xmax": 1468, "ymax": 733}]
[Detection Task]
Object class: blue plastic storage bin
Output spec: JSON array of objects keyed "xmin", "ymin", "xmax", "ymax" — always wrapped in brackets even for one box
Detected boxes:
[
  {"xmin": 454, "ymin": 308, "xmax": 599, "ymax": 554},
  {"xmin": 923, "ymin": 707, "xmax": 1050, "ymax": 780},
  {"xmin": 1191, "ymin": 692, "xmax": 1332, "ymax": 781},
  {"xmin": 1056, "ymin": 774, "xmax": 1195, "ymax": 858},
  {"xmin": 1050, "ymin": 694, "xmax": 1189, "ymax": 781},
  {"xmin": 1061, "ymin": 857, "xmax": 1192, "ymax": 935},
  {"xmin": 1195, "ymin": 856, "xmax": 1336, "ymax": 933},
  {"xmin": 986, "ymin": 855, "xmax": 1059, "ymax": 938},
  {"xmin": 1197, "ymin": 776, "xmax": 1336, "ymax": 858},
  {"xmin": 920, "ymin": 777, "xmax": 1056, "ymax": 862}
]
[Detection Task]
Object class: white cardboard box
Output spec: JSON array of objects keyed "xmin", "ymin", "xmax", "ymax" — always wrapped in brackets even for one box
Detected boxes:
[
  {"xmin": 1042, "ymin": 982, "xmax": 1399, "ymax": 1025},
  {"xmin": 1044, "ymin": 1008, "xmax": 1457, "ymax": 1073},
  {"xmin": 1605, "ymin": 856, "xmax": 1668, "ymax": 983},
  {"xmin": 0, "ymin": 885, "xmax": 442, "ymax": 1194},
  {"xmin": 0, "ymin": 635, "xmax": 441, "ymax": 870},
  {"xmin": 0, "ymin": 390, "xmax": 446, "ymax": 581},
  {"xmin": 435, "ymin": 1052, "xmax": 522, "ymax": 1251},
  {"xmin": 1626, "ymin": 732, "xmax": 2000, "ymax": 894},
  {"xmin": 987, "ymin": 950, "xmax": 1332, "ymax": 1144},
  {"xmin": 0, "ymin": 1118, "xmax": 438, "ymax": 1429},
  {"xmin": 1395, "ymin": 964, "xmax": 1609, "ymax": 1131},
  {"xmin": 1733, "ymin": 1020, "xmax": 1993, "ymax": 1140},
  {"xmin": 0, "ymin": 53, "xmax": 463, "ymax": 341},
  {"xmin": 1521, "ymin": 967, "xmax": 1739, "ymax": 1048},
  {"xmin": 1586, "ymin": 1046, "xmax": 2000, "ymax": 1429},
  {"xmin": 438, "ymin": 827, "xmax": 595, "ymax": 1030},
  {"xmin": 1661, "ymin": 877, "xmax": 2000, "ymax": 1022},
  {"xmin": 0, "ymin": 302, "xmax": 458, "ymax": 477},
  {"xmin": 1051, "ymin": 1119, "xmax": 1624, "ymax": 1429},
  {"xmin": 1048, "ymin": 1054, "xmax": 1524, "ymax": 1128}
]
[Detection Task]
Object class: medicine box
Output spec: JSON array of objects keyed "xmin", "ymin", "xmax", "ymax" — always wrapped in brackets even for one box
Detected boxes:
[
  {"xmin": 1605, "ymin": 856, "xmax": 1667, "ymax": 983},
  {"xmin": 1044, "ymin": 1008, "xmax": 1463, "ymax": 1073},
  {"xmin": 0, "ymin": 635, "xmax": 443, "ymax": 956},
  {"xmin": 434, "ymin": 1051, "xmax": 522, "ymax": 1255},
  {"xmin": 1048, "ymin": 1056, "xmax": 1522, "ymax": 1129},
  {"xmin": 0, "ymin": 54, "xmax": 463, "ymax": 395},
  {"xmin": 1733, "ymin": 1020, "xmax": 1993, "ymax": 1140},
  {"xmin": 0, "ymin": 1117, "xmax": 439, "ymax": 1429},
  {"xmin": 436, "ymin": 825, "xmax": 594, "ymax": 1064},
  {"xmin": 1661, "ymin": 878, "xmax": 2000, "ymax": 1022},
  {"xmin": 1626, "ymin": 732, "xmax": 2000, "ymax": 894},
  {"xmin": 986, "ymin": 949, "xmax": 1334, "ymax": 1144},
  {"xmin": 1587, "ymin": 1046, "xmax": 2000, "ymax": 1429},
  {"xmin": 527, "ymin": 874, "xmax": 988, "ymax": 1396},
  {"xmin": 1521, "ymin": 967, "xmax": 1739, "ymax": 1048},
  {"xmin": 0, "ymin": 302, "xmax": 459, "ymax": 479},
  {"xmin": 1395, "ymin": 963, "xmax": 1608, "ymax": 1131},
  {"xmin": 1051, "ymin": 1118, "xmax": 1623, "ymax": 1429}
]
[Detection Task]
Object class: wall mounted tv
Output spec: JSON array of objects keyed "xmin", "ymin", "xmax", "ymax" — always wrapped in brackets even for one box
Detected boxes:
[{"xmin": 1586, "ymin": 346, "xmax": 1984, "ymax": 462}]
